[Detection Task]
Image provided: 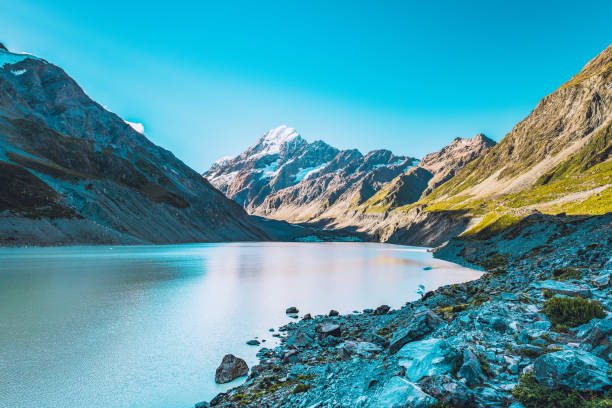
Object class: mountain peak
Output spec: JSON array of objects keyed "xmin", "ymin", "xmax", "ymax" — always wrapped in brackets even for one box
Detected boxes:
[
  {"xmin": 0, "ymin": 42, "xmax": 7, "ymax": 52},
  {"xmin": 473, "ymin": 133, "xmax": 496, "ymax": 146},
  {"xmin": 254, "ymin": 125, "xmax": 302, "ymax": 156}
]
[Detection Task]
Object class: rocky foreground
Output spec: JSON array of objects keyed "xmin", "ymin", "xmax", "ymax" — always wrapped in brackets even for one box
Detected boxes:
[{"xmin": 197, "ymin": 213, "xmax": 612, "ymax": 408}]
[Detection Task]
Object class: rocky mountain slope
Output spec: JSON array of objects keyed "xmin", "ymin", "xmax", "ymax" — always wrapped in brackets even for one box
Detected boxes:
[
  {"xmin": 353, "ymin": 44, "xmax": 612, "ymax": 246},
  {"xmin": 205, "ymin": 125, "xmax": 419, "ymax": 223},
  {"xmin": 0, "ymin": 43, "xmax": 268, "ymax": 245}
]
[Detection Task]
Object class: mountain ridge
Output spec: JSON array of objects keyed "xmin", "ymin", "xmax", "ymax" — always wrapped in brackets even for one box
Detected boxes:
[{"xmin": 0, "ymin": 44, "xmax": 269, "ymax": 245}]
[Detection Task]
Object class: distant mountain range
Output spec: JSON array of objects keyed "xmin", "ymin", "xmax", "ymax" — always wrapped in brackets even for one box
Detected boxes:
[
  {"xmin": 206, "ymin": 44, "xmax": 611, "ymax": 245},
  {"xmin": 205, "ymin": 125, "xmax": 495, "ymax": 235},
  {"xmin": 204, "ymin": 125, "xmax": 421, "ymax": 221},
  {"xmin": 0, "ymin": 42, "xmax": 267, "ymax": 245}
]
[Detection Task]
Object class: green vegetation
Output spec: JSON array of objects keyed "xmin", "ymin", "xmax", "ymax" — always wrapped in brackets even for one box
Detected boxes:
[
  {"xmin": 513, "ymin": 372, "xmax": 612, "ymax": 408},
  {"xmin": 552, "ymin": 267, "xmax": 583, "ymax": 281},
  {"xmin": 543, "ymin": 296, "xmax": 605, "ymax": 330},
  {"xmin": 477, "ymin": 253, "xmax": 509, "ymax": 270},
  {"xmin": 292, "ymin": 383, "xmax": 311, "ymax": 394}
]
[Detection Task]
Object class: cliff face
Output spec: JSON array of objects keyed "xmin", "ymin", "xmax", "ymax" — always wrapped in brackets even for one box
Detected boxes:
[{"xmin": 0, "ymin": 45, "xmax": 267, "ymax": 245}]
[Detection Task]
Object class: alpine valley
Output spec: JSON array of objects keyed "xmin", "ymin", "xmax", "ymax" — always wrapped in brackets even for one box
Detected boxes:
[{"xmin": 1, "ymin": 38, "xmax": 612, "ymax": 408}]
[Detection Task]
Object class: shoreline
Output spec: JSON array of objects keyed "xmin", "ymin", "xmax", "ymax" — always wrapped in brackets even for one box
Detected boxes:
[{"xmin": 200, "ymin": 213, "xmax": 612, "ymax": 407}]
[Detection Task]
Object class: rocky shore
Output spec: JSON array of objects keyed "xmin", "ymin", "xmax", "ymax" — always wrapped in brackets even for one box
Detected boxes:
[{"xmin": 198, "ymin": 213, "xmax": 612, "ymax": 408}]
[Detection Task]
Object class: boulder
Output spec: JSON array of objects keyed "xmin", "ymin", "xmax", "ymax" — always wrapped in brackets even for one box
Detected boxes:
[
  {"xmin": 328, "ymin": 309, "xmax": 339, "ymax": 317},
  {"xmin": 419, "ymin": 375, "xmax": 476, "ymax": 408},
  {"xmin": 316, "ymin": 323, "xmax": 341, "ymax": 337},
  {"xmin": 285, "ymin": 306, "xmax": 299, "ymax": 314},
  {"xmin": 370, "ymin": 376, "xmax": 436, "ymax": 408},
  {"xmin": 286, "ymin": 330, "xmax": 314, "ymax": 348},
  {"xmin": 396, "ymin": 338, "xmax": 460, "ymax": 382},
  {"xmin": 457, "ymin": 348, "xmax": 484, "ymax": 386},
  {"xmin": 283, "ymin": 348, "xmax": 299, "ymax": 363},
  {"xmin": 531, "ymin": 280, "xmax": 591, "ymax": 297},
  {"xmin": 592, "ymin": 272, "xmax": 610, "ymax": 288},
  {"xmin": 580, "ymin": 317, "xmax": 612, "ymax": 359},
  {"xmin": 389, "ymin": 307, "xmax": 445, "ymax": 354},
  {"xmin": 341, "ymin": 341, "xmax": 382, "ymax": 358},
  {"xmin": 367, "ymin": 333, "xmax": 390, "ymax": 349},
  {"xmin": 302, "ymin": 313, "xmax": 312, "ymax": 321},
  {"xmin": 491, "ymin": 317, "xmax": 508, "ymax": 333},
  {"xmin": 533, "ymin": 350, "xmax": 612, "ymax": 391},
  {"xmin": 375, "ymin": 304, "xmax": 391, "ymax": 315},
  {"xmin": 214, "ymin": 354, "xmax": 249, "ymax": 384},
  {"xmin": 246, "ymin": 339, "xmax": 260, "ymax": 346}
]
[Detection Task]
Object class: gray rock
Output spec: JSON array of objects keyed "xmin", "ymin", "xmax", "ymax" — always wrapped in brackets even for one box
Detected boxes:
[
  {"xmin": 592, "ymin": 272, "xmax": 610, "ymax": 288},
  {"xmin": 302, "ymin": 313, "xmax": 312, "ymax": 320},
  {"xmin": 209, "ymin": 392, "xmax": 227, "ymax": 406},
  {"xmin": 329, "ymin": 309, "xmax": 339, "ymax": 317},
  {"xmin": 457, "ymin": 348, "xmax": 484, "ymax": 386},
  {"xmin": 491, "ymin": 316, "xmax": 508, "ymax": 333},
  {"xmin": 389, "ymin": 307, "xmax": 445, "ymax": 354},
  {"xmin": 533, "ymin": 349, "xmax": 612, "ymax": 391},
  {"xmin": 419, "ymin": 375, "xmax": 476, "ymax": 408},
  {"xmin": 214, "ymin": 354, "xmax": 249, "ymax": 384},
  {"xmin": 580, "ymin": 317, "xmax": 612, "ymax": 359},
  {"xmin": 369, "ymin": 376, "xmax": 436, "ymax": 408},
  {"xmin": 283, "ymin": 348, "xmax": 299, "ymax": 363},
  {"xmin": 286, "ymin": 306, "xmax": 299, "ymax": 314},
  {"xmin": 246, "ymin": 339, "xmax": 260, "ymax": 346},
  {"xmin": 367, "ymin": 333, "xmax": 390, "ymax": 349},
  {"xmin": 531, "ymin": 280, "xmax": 591, "ymax": 297},
  {"xmin": 375, "ymin": 305, "xmax": 391, "ymax": 315},
  {"xmin": 397, "ymin": 338, "xmax": 460, "ymax": 382},
  {"xmin": 341, "ymin": 341, "xmax": 382, "ymax": 358},
  {"xmin": 286, "ymin": 330, "xmax": 314, "ymax": 348},
  {"xmin": 316, "ymin": 323, "xmax": 341, "ymax": 337}
]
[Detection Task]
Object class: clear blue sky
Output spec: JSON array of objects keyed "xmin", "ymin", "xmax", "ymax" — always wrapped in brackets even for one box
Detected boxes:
[{"xmin": 1, "ymin": 1, "xmax": 611, "ymax": 171}]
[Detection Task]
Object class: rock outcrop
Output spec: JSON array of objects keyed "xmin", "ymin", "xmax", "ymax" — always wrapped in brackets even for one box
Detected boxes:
[{"xmin": 214, "ymin": 354, "xmax": 249, "ymax": 384}]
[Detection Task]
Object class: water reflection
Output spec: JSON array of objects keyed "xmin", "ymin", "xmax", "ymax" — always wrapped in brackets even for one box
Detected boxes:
[{"xmin": 0, "ymin": 242, "xmax": 481, "ymax": 408}]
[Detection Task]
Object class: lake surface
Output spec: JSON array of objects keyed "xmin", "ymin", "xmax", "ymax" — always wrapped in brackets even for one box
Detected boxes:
[{"xmin": 0, "ymin": 242, "xmax": 481, "ymax": 408}]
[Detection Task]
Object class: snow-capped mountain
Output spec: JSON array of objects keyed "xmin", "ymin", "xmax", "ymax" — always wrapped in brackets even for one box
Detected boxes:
[
  {"xmin": 0, "ymin": 42, "xmax": 267, "ymax": 244},
  {"xmin": 204, "ymin": 125, "xmax": 418, "ymax": 219}
]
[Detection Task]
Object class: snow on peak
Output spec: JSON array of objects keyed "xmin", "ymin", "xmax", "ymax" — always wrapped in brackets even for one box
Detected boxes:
[
  {"xmin": 257, "ymin": 125, "xmax": 300, "ymax": 155},
  {"xmin": 0, "ymin": 46, "xmax": 42, "ymax": 68},
  {"xmin": 124, "ymin": 120, "xmax": 145, "ymax": 134},
  {"xmin": 213, "ymin": 155, "xmax": 234, "ymax": 166}
]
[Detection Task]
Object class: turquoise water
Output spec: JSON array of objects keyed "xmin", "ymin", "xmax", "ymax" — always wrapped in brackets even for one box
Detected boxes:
[{"xmin": 0, "ymin": 242, "xmax": 481, "ymax": 408}]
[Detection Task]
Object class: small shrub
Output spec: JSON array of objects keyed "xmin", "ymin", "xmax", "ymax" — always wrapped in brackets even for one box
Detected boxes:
[
  {"xmin": 542, "ymin": 289, "xmax": 554, "ymax": 299},
  {"xmin": 552, "ymin": 266, "xmax": 583, "ymax": 281},
  {"xmin": 513, "ymin": 372, "xmax": 612, "ymax": 408},
  {"xmin": 292, "ymin": 383, "xmax": 310, "ymax": 394},
  {"xmin": 543, "ymin": 296, "xmax": 605, "ymax": 330}
]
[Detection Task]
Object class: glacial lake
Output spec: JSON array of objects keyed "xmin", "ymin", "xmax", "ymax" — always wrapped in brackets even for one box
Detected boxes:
[{"xmin": 0, "ymin": 242, "xmax": 481, "ymax": 408}]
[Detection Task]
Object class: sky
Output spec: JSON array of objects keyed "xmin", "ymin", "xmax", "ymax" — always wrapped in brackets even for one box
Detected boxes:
[{"xmin": 1, "ymin": 1, "xmax": 611, "ymax": 172}]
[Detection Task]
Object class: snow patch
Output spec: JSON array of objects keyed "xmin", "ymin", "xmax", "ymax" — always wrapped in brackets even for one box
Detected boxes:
[
  {"xmin": 259, "ymin": 159, "xmax": 280, "ymax": 180},
  {"xmin": 11, "ymin": 69, "xmax": 26, "ymax": 76},
  {"xmin": 209, "ymin": 170, "xmax": 239, "ymax": 189},
  {"xmin": 124, "ymin": 121, "xmax": 145, "ymax": 134},
  {"xmin": 294, "ymin": 162, "xmax": 329, "ymax": 182},
  {"xmin": 372, "ymin": 159, "xmax": 407, "ymax": 169}
]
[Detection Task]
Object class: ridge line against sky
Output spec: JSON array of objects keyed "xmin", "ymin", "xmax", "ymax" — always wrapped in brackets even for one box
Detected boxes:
[{"xmin": 1, "ymin": 0, "xmax": 611, "ymax": 172}]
